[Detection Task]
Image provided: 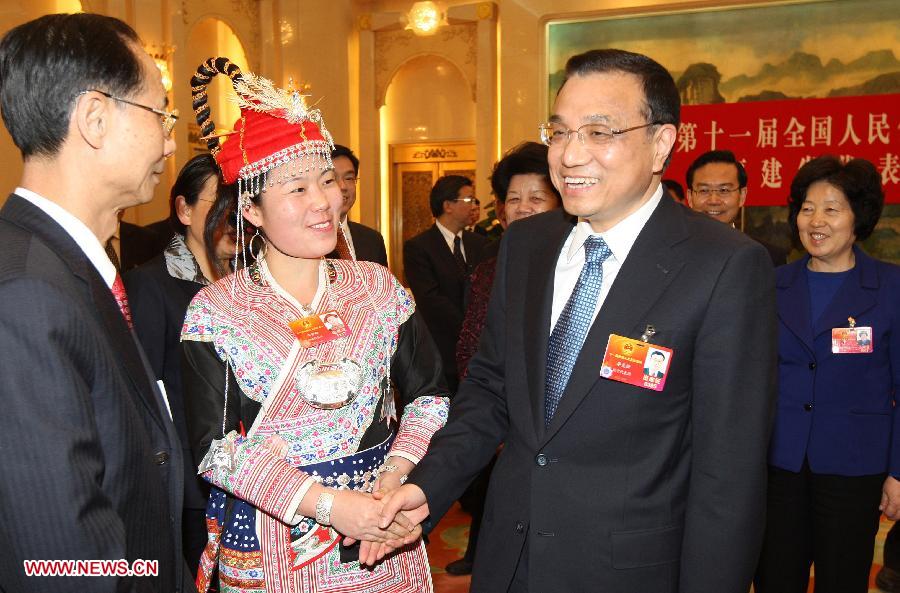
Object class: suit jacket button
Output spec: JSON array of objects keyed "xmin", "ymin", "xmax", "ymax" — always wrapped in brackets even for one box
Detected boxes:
[
  {"xmin": 154, "ymin": 451, "xmax": 170, "ymax": 465},
  {"xmin": 803, "ymin": 403, "xmax": 813, "ymax": 411},
  {"xmin": 515, "ymin": 521, "xmax": 525, "ymax": 534},
  {"xmin": 808, "ymin": 362, "xmax": 816, "ymax": 370},
  {"xmin": 535, "ymin": 453, "xmax": 548, "ymax": 467}
]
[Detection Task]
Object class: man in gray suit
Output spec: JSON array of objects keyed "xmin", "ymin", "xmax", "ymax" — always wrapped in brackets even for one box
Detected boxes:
[
  {"xmin": 0, "ymin": 13, "xmax": 190, "ymax": 593},
  {"xmin": 378, "ymin": 48, "xmax": 776, "ymax": 593}
]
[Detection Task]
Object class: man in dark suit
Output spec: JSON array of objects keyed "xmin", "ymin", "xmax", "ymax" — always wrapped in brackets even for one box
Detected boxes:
[
  {"xmin": 326, "ymin": 144, "xmax": 388, "ymax": 266},
  {"xmin": 686, "ymin": 149, "xmax": 788, "ymax": 266},
  {"xmin": 110, "ymin": 218, "xmax": 170, "ymax": 272},
  {"xmin": 403, "ymin": 175, "xmax": 490, "ymax": 391},
  {"xmin": 0, "ymin": 14, "xmax": 190, "ymax": 593},
  {"xmin": 379, "ymin": 49, "xmax": 776, "ymax": 593}
]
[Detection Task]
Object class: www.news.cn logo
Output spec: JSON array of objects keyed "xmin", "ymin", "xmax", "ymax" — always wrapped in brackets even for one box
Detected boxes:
[{"xmin": 23, "ymin": 559, "xmax": 158, "ymax": 577}]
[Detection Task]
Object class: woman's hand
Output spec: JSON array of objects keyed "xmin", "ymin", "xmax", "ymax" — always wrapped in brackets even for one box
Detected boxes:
[{"xmin": 328, "ymin": 490, "xmax": 415, "ymax": 543}]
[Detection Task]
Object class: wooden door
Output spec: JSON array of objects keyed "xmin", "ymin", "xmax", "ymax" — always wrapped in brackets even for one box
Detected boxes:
[{"xmin": 389, "ymin": 141, "xmax": 476, "ymax": 282}]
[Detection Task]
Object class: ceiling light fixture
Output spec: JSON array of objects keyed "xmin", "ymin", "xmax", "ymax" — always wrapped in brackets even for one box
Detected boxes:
[{"xmin": 404, "ymin": 1, "xmax": 447, "ymax": 36}]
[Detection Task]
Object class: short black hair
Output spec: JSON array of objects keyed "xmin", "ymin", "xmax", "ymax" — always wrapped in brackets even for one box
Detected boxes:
[
  {"xmin": 490, "ymin": 141, "xmax": 560, "ymax": 204},
  {"xmin": 561, "ymin": 49, "xmax": 679, "ymax": 167},
  {"xmin": 0, "ymin": 13, "xmax": 143, "ymax": 158},
  {"xmin": 430, "ymin": 175, "xmax": 472, "ymax": 218},
  {"xmin": 169, "ymin": 153, "xmax": 220, "ymax": 235},
  {"xmin": 331, "ymin": 144, "xmax": 359, "ymax": 175},
  {"xmin": 662, "ymin": 179, "xmax": 685, "ymax": 202},
  {"xmin": 650, "ymin": 351, "xmax": 665, "ymax": 360},
  {"xmin": 686, "ymin": 150, "xmax": 747, "ymax": 189},
  {"xmin": 787, "ymin": 155, "xmax": 884, "ymax": 242}
]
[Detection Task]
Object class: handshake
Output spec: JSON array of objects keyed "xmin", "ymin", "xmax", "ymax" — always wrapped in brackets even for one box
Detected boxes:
[{"xmin": 298, "ymin": 455, "xmax": 432, "ymax": 566}]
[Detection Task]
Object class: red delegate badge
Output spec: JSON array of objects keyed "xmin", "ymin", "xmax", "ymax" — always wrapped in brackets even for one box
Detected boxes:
[
  {"xmin": 600, "ymin": 334, "xmax": 673, "ymax": 392},
  {"xmin": 288, "ymin": 309, "xmax": 350, "ymax": 348}
]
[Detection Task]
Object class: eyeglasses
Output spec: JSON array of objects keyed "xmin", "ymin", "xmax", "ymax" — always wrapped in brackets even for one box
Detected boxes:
[
  {"xmin": 539, "ymin": 121, "xmax": 659, "ymax": 147},
  {"xmin": 691, "ymin": 187, "xmax": 741, "ymax": 198},
  {"xmin": 453, "ymin": 197, "xmax": 480, "ymax": 205},
  {"xmin": 81, "ymin": 89, "xmax": 179, "ymax": 137},
  {"xmin": 338, "ymin": 174, "xmax": 359, "ymax": 185}
]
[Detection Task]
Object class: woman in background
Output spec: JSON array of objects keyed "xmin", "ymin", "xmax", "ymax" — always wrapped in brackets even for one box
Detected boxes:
[{"xmin": 755, "ymin": 155, "xmax": 900, "ymax": 593}]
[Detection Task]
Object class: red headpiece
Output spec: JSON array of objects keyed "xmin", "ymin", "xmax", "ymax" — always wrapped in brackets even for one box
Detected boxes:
[{"xmin": 190, "ymin": 57, "xmax": 334, "ymax": 196}]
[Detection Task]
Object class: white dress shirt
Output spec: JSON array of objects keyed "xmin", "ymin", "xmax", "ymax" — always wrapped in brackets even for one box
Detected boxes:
[
  {"xmin": 339, "ymin": 218, "xmax": 357, "ymax": 260},
  {"xmin": 550, "ymin": 185, "xmax": 663, "ymax": 331},
  {"xmin": 435, "ymin": 219, "xmax": 466, "ymax": 261},
  {"xmin": 15, "ymin": 187, "xmax": 116, "ymax": 288}
]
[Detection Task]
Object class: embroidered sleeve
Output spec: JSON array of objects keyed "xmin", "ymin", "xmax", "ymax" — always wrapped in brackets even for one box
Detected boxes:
[
  {"xmin": 183, "ymin": 338, "xmax": 311, "ymax": 524},
  {"xmin": 392, "ymin": 273, "xmax": 415, "ymax": 326},
  {"xmin": 181, "ymin": 287, "xmax": 216, "ymax": 342},
  {"xmin": 390, "ymin": 395, "xmax": 449, "ymax": 465},
  {"xmin": 201, "ymin": 435, "xmax": 312, "ymax": 524}
]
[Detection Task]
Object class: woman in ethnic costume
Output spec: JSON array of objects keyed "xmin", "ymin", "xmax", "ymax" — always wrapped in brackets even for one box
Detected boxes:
[{"xmin": 180, "ymin": 58, "xmax": 449, "ymax": 593}]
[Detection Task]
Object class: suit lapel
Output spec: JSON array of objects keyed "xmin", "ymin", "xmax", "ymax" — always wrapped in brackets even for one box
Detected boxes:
[
  {"xmin": 812, "ymin": 247, "xmax": 879, "ymax": 340},
  {"xmin": 776, "ymin": 258, "xmax": 815, "ymax": 355},
  {"xmin": 2, "ymin": 195, "xmax": 167, "ymax": 432},
  {"xmin": 524, "ymin": 213, "xmax": 575, "ymax": 440},
  {"xmin": 541, "ymin": 197, "xmax": 688, "ymax": 445}
]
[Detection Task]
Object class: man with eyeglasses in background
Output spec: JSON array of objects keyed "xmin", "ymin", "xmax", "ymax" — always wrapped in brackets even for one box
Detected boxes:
[
  {"xmin": 0, "ymin": 13, "xmax": 191, "ymax": 593},
  {"xmin": 687, "ymin": 149, "xmax": 788, "ymax": 265},
  {"xmin": 327, "ymin": 144, "xmax": 388, "ymax": 266},
  {"xmin": 403, "ymin": 174, "xmax": 489, "ymax": 392}
]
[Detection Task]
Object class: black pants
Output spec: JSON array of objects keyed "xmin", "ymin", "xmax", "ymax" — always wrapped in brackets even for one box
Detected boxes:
[
  {"xmin": 885, "ymin": 521, "xmax": 900, "ymax": 570},
  {"xmin": 754, "ymin": 462, "xmax": 884, "ymax": 593},
  {"xmin": 183, "ymin": 507, "xmax": 208, "ymax": 578}
]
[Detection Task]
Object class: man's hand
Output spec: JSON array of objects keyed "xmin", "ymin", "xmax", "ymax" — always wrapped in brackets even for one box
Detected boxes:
[
  {"xmin": 353, "ymin": 484, "xmax": 430, "ymax": 566},
  {"xmin": 329, "ymin": 490, "xmax": 414, "ymax": 542},
  {"xmin": 881, "ymin": 476, "xmax": 900, "ymax": 520}
]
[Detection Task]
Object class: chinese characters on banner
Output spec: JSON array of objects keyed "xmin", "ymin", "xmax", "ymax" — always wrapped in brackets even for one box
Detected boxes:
[{"xmin": 667, "ymin": 93, "xmax": 900, "ymax": 206}]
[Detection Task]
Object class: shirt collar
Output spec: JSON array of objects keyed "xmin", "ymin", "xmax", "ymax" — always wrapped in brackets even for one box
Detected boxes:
[
  {"xmin": 566, "ymin": 184, "xmax": 664, "ymax": 264},
  {"xmin": 435, "ymin": 219, "xmax": 461, "ymax": 243},
  {"xmin": 15, "ymin": 186, "xmax": 117, "ymax": 288}
]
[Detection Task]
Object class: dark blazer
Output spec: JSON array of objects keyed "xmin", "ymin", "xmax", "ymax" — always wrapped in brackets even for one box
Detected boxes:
[
  {"xmin": 756, "ymin": 236, "xmax": 788, "ymax": 267},
  {"xmin": 125, "ymin": 253, "xmax": 209, "ymax": 510},
  {"xmin": 0, "ymin": 195, "xmax": 188, "ymax": 593},
  {"xmin": 120, "ymin": 220, "xmax": 170, "ymax": 272},
  {"xmin": 403, "ymin": 224, "xmax": 489, "ymax": 390},
  {"xmin": 327, "ymin": 220, "xmax": 388, "ymax": 266},
  {"xmin": 408, "ymin": 196, "xmax": 777, "ymax": 593},
  {"xmin": 770, "ymin": 246, "xmax": 900, "ymax": 476}
]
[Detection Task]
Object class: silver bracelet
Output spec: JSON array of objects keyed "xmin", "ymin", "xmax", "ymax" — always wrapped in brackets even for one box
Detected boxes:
[
  {"xmin": 315, "ymin": 491, "xmax": 334, "ymax": 526},
  {"xmin": 379, "ymin": 463, "xmax": 399, "ymax": 474}
]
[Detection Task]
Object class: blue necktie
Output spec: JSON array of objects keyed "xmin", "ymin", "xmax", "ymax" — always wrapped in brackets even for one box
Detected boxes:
[{"xmin": 544, "ymin": 236, "xmax": 612, "ymax": 426}]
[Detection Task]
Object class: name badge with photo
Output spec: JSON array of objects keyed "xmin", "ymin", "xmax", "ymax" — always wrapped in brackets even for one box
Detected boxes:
[
  {"xmin": 832, "ymin": 326, "xmax": 873, "ymax": 354},
  {"xmin": 600, "ymin": 333, "xmax": 674, "ymax": 392},
  {"xmin": 289, "ymin": 309, "xmax": 350, "ymax": 348}
]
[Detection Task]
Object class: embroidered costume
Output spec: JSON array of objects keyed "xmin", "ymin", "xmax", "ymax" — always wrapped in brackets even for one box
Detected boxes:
[
  {"xmin": 181, "ymin": 57, "xmax": 449, "ymax": 593},
  {"xmin": 182, "ymin": 257, "xmax": 448, "ymax": 592}
]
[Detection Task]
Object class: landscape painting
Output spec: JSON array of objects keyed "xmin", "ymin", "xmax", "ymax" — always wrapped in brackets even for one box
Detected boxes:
[{"xmin": 547, "ymin": 0, "xmax": 900, "ymax": 262}]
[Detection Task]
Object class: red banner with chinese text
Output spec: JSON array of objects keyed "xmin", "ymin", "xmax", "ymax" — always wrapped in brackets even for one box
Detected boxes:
[{"xmin": 666, "ymin": 93, "xmax": 900, "ymax": 206}]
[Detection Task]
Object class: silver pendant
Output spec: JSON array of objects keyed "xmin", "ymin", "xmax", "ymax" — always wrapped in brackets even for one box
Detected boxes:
[
  {"xmin": 296, "ymin": 357, "xmax": 364, "ymax": 409},
  {"xmin": 197, "ymin": 433, "xmax": 238, "ymax": 474}
]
